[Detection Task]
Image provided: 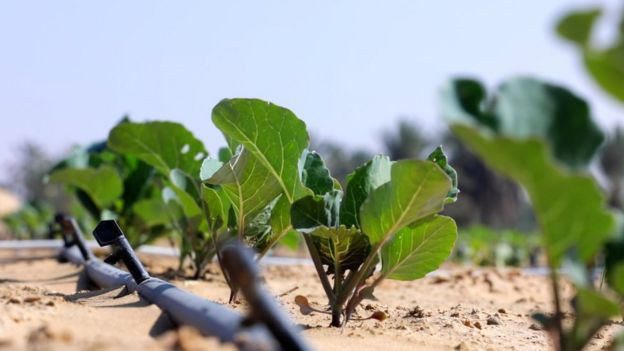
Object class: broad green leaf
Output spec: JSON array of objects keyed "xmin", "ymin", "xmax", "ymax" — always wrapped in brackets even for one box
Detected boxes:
[
  {"xmin": 556, "ymin": 7, "xmax": 624, "ymax": 102},
  {"xmin": 203, "ymin": 149, "xmax": 281, "ymax": 226},
  {"xmin": 556, "ymin": 8, "xmax": 601, "ymax": 47},
  {"xmin": 244, "ymin": 200, "xmax": 274, "ymax": 246},
  {"xmin": 427, "ymin": 146, "xmax": 459, "ymax": 203},
  {"xmin": 451, "ymin": 125, "xmax": 614, "ymax": 264},
  {"xmin": 300, "ymin": 150, "xmax": 334, "ymax": 195},
  {"xmin": 108, "ymin": 121, "xmax": 207, "ymax": 177},
  {"xmin": 120, "ymin": 158, "xmax": 156, "ymax": 209},
  {"xmin": 269, "ymin": 195, "xmax": 292, "ymax": 235},
  {"xmin": 380, "ymin": 215, "xmax": 457, "ymax": 281},
  {"xmin": 494, "ymin": 78, "xmax": 603, "ymax": 167},
  {"xmin": 254, "ymin": 195, "xmax": 297, "ymax": 253},
  {"xmin": 310, "ymin": 225, "xmax": 371, "ymax": 273},
  {"xmin": 201, "ymin": 185, "xmax": 230, "ymax": 231},
  {"xmin": 440, "ymin": 79, "xmax": 498, "ymax": 130},
  {"xmin": 162, "ymin": 185, "xmax": 202, "ymax": 221},
  {"xmin": 212, "ymin": 98, "xmax": 311, "ymax": 203},
  {"xmin": 359, "ymin": 160, "xmax": 452, "ymax": 245},
  {"xmin": 441, "ymin": 77, "xmax": 604, "ymax": 168},
  {"xmin": 608, "ymin": 263, "xmax": 624, "ymax": 296},
  {"xmin": 133, "ymin": 197, "xmax": 170, "ymax": 227},
  {"xmin": 49, "ymin": 166, "xmax": 123, "ymax": 209},
  {"xmin": 340, "ymin": 155, "xmax": 392, "ymax": 228},
  {"xmin": 168, "ymin": 168, "xmax": 204, "ymax": 219},
  {"xmin": 584, "ymin": 47, "xmax": 624, "ymax": 102},
  {"xmin": 291, "ymin": 190, "xmax": 343, "ymax": 230},
  {"xmin": 278, "ymin": 230, "xmax": 300, "ymax": 251}
]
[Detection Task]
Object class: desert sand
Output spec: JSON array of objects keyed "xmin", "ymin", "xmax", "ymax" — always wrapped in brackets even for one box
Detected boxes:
[{"xmin": 0, "ymin": 249, "xmax": 622, "ymax": 351}]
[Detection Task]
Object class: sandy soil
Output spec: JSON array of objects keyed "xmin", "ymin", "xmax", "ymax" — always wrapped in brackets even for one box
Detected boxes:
[
  {"xmin": 0, "ymin": 250, "xmax": 622, "ymax": 351},
  {"xmin": 0, "ymin": 189, "xmax": 20, "ymax": 217}
]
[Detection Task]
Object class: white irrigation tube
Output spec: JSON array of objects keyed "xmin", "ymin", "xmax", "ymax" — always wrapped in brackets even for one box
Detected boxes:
[
  {"xmin": 6, "ymin": 240, "xmax": 572, "ymax": 279},
  {"xmin": 0, "ymin": 239, "xmax": 313, "ymax": 266}
]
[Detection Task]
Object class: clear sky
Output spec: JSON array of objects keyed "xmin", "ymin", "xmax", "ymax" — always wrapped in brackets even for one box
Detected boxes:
[{"xmin": 1, "ymin": 1, "xmax": 623, "ymax": 179}]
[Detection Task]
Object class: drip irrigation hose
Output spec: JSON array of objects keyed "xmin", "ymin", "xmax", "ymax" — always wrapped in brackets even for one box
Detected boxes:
[{"xmin": 51, "ymin": 216, "xmax": 310, "ymax": 351}]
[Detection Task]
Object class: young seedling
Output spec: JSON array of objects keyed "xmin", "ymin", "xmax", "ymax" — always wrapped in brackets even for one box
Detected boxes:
[
  {"xmin": 108, "ymin": 121, "xmax": 216, "ymax": 278},
  {"xmin": 199, "ymin": 98, "xmax": 313, "ymax": 298},
  {"xmin": 49, "ymin": 141, "xmax": 171, "ymax": 248},
  {"xmin": 107, "ymin": 100, "xmax": 310, "ymax": 284},
  {"xmin": 292, "ymin": 147, "xmax": 459, "ymax": 326}
]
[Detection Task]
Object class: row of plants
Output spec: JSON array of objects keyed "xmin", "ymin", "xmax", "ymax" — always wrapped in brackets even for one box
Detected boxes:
[
  {"xmin": 453, "ymin": 226, "xmax": 540, "ymax": 267},
  {"xmin": 21, "ymin": 99, "xmax": 459, "ymax": 327}
]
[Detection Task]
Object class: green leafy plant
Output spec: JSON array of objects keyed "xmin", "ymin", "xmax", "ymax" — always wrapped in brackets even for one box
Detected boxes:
[
  {"xmin": 49, "ymin": 138, "xmax": 170, "ymax": 248},
  {"xmin": 108, "ymin": 100, "xmax": 313, "ymax": 283},
  {"xmin": 107, "ymin": 121, "xmax": 214, "ymax": 277},
  {"xmin": 454, "ymin": 226, "xmax": 539, "ymax": 267},
  {"xmin": 443, "ymin": 76, "xmax": 619, "ymax": 351},
  {"xmin": 1, "ymin": 201, "xmax": 53, "ymax": 239},
  {"xmin": 200, "ymin": 99, "xmax": 311, "ymax": 258},
  {"xmin": 292, "ymin": 148, "xmax": 459, "ymax": 327}
]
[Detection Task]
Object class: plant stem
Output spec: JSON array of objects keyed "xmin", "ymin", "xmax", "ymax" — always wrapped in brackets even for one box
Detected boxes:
[
  {"xmin": 303, "ymin": 233, "xmax": 335, "ymax": 304},
  {"xmin": 334, "ymin": 264, "xmax": 343, "ymax": 297},
  {"xmin": 331, "ymin": 304, "xmax": 343, "ymax": 327},
  {"xmin": 336, "ymin": 242, "xmax": 382, "ymax": 308},
  {"xmin": 549, "ymin": 261, "xmax": 565, "ymax": 351},
  {"xmin": 199, "ymin": 187, "xmax": 234, "ymax": 295},
  {"xmin": 256, "ymin": 225, "xmax": 293, "ymax": 261}
]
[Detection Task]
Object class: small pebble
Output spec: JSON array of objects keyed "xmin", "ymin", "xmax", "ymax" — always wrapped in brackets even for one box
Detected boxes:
[
  {"xmin": 487, "ymin": 317, "xmax": 500, "ymax": 325},
  {"xmin": 529, "ymin": 323, "xmax": 542, "ymax": 331}
]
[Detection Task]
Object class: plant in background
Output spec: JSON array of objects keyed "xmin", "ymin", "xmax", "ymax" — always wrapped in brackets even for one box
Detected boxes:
[
  {"xmin": 292, "ymin": 147, "xmax": 459, "ymax": 327},
  {"xmin": 443, "ymin": 76, "xmax": 619, "ymax": 351},
  {"xmin": 454, "ymin": 226, "xmax": 539, "ymax": 267},
  {"xmin": 107, "ymin": 121, "xmax": 215, "ymax": 278},
  {"xmin": 1, "ymin": 201, "xmax": 54, "ymax": 239},
  {"xmin": 49, "ymin": 138, "xmax": 170, "ymax": 248},
  {"xmin": 108, "ymin": 99, "xmax": 310, "ymax": 282},
  {"xmin": 557, "ymin": 6, "xmax": 624, "ymax": 211}
]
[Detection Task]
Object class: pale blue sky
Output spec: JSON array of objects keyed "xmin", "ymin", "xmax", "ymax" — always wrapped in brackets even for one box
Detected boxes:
[{"xmin": 1, "ymin": 1, "xmax": 623, "ymax": 179}]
